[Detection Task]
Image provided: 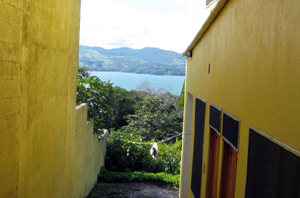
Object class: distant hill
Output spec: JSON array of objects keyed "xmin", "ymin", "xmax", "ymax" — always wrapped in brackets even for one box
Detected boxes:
[{"xmin": 79, "ymin": 45, "xmax": 186, "ymax": 76}]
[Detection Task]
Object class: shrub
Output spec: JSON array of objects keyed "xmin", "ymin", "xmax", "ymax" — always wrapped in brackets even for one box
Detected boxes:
[
  {"xmin": 105, "ymin": 132, "xmax": 182, "ymax": 174},
  {"xmin": 99, "ymin": 168, "xmax": 180, "ymax": 188},
  {"xmin": 157, "ymin": 138, "xmax": 182, "ymax": 174},
  {"xmin": 105, "ymin": 132, "xmax": 166, "ymax": 173}
]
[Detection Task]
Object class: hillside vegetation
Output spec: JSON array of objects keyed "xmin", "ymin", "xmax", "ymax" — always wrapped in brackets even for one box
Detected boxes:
[
  {"xmin": 79, "ymin": 45, "xmax": 186, "ymax": 76},
  {"xmin": 77, "ymin": 69, "xmax": 183, "ymax": 176}
]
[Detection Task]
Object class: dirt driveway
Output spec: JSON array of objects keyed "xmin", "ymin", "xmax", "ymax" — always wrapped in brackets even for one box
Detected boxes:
[{"xmin": 87, "ymin": 182, "xmax": 179, "ymax": 198}]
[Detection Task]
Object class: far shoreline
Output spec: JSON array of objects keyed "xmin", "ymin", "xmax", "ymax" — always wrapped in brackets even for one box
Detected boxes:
[
  {"xmin": 89, "ymin": 70, "xmax": 185, "ymax": 96},
  {"xmin": 88, "ymin": 70, "xmax": 185, "ymax": 77}
]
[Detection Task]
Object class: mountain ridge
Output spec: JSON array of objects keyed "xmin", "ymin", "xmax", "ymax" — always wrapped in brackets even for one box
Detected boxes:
[{"xmin": 79, "ymin": 45, "xmax": 186, "ymax": 76}]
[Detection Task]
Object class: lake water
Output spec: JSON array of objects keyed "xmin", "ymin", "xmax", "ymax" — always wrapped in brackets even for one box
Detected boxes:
[{"xmin": 90, "ymin": 71, "xmax": 185, "ymax": 95}]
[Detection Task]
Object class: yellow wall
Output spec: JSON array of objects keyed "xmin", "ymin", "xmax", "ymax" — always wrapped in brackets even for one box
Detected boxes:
[
  {"xmin": 0, "ymin": 0, "xmax": 22, "ymax": 196},
  {"xmin": 0, "ymin": 0, "xmax": 106, "ymax": 197},
  {"xmin": 182, "ymin": 0, "xmax": 300, "ymax": 197},
  {"xmin": 74, "ymin": 104, "xmax": 106, "ymax": 198}
]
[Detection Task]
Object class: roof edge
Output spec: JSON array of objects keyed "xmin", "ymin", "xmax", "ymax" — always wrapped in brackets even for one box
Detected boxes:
[{"xmin": 182, "ymin": 0, "xmax": 228, "ymax": 56}]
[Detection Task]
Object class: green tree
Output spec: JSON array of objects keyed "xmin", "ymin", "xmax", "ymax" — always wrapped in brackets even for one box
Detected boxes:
[
  {"xmin": 118, "ymin": 82, "xmax": 183, "ymax": 141},
  {"xmin": 76, "ymin": 75, "xmax": 113, "ymax": 132},
  {"xmin": 109, "ymin": 86, "xmax": 136, "ymax": 129}
]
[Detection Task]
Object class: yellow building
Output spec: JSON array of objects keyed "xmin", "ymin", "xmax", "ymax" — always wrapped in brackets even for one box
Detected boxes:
[
  {"xmin": 180, "ymin": 0, "xmax": 300, "ymax": 197},
  {"xmin": 0, "ymin": 1, "xmax": 105, "ymax": 197}
]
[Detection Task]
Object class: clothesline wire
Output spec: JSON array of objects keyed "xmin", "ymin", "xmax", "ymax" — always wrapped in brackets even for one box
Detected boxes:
[{"xmin": 110, "ymin": 133, "xmax": 183, "ymax": 145}]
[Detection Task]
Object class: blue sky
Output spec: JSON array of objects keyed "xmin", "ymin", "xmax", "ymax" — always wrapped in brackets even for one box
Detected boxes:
[{"xmin": 79, "ymin": 0, "xmax": 199, "ymax": 53}]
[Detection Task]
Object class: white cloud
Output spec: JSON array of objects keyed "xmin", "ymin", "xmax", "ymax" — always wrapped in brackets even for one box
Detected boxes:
[{"xmin": 79, "ymin": 0, "xmax": 192, "ymax": 53}]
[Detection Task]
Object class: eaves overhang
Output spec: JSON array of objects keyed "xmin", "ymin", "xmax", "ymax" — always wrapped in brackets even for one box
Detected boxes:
[{"xmin": 182, "ymin": 0, "xmax": 228, "ymax": 56}]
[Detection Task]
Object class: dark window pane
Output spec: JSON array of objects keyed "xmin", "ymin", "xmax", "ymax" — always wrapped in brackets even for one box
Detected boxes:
[
  {"xmin": 246, "ymin": 129, "xmax": 300, "ymax": 198},
  {"xmin": 278, "ymin": 147, "xmax": 300, "ymax": 198},
  {"xmin": 222, "ymin": 113, "xmax": 239, "ymax": 149},
  {"xmin": 209, "ymin": 105, "xmax": 221, "ymax": 133},
  {"xmin": 191, "ymin": 98, "xmax": 206, "ymax": 198}
]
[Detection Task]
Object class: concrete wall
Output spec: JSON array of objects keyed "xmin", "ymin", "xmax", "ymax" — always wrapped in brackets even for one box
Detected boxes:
[
  {"xmin": 0, "ymin": 0, "xmax": 23, "ymax": 196},
  {"xmin": 181, "ymin": 0, "xmax": 300, "ymax": 197},
  {"xmin": 74, "ymin": 104, "xmax": 106, "ymax": 198},
  {"xmin": 0, "ymin": 0, "xmax": 106, "ymax": 197}
]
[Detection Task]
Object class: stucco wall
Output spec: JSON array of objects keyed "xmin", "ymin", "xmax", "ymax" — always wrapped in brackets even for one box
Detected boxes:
[
  {"xmin": 0, "ymin": 0, "xmax": 22, "ymax": 197},
  {"xmin": 74, "ymin": 103, "xmax": 106, "ymax": 198},
  {"xmin": 0, "ymin": 0, "xmax": 105, "ymax": 197},
  {"xmin": 182, "ymin": 0, "xmax": 300, "ymax": 197}
]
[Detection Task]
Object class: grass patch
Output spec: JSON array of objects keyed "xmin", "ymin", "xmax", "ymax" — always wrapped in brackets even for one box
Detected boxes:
[{"xmin": 99, "ymin": 168, "xmax": 180, "ymax": 188}]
